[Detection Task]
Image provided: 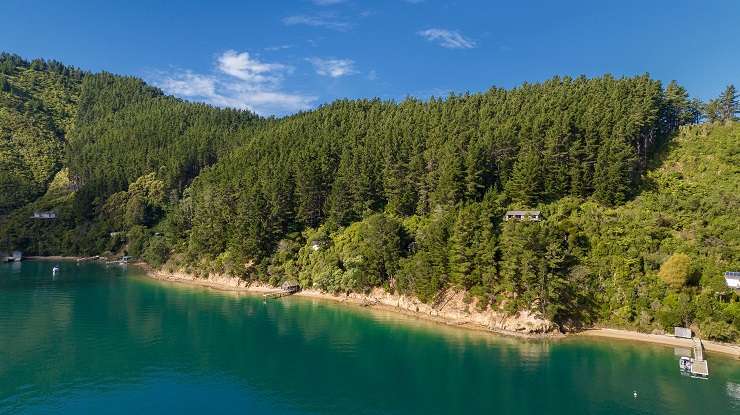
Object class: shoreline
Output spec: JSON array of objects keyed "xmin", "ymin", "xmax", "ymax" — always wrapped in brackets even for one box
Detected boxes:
[
  {"xmin": 578, "ymin": 328, "xmax": 740, "ymax": 358},
  {"xmin": 23, "ymin": 255, "xmax": 85, "ymax": 261},
  {"xmin": 134, "ymin": 263, "xmax": 740, "ymax": 359},
  {"xmin": 137, "ymin": 263, "xmax": 559, "ymax": 340},
  {"xmin": 20, "ymin": 257, "xmax": 740, "ymax": 359}
]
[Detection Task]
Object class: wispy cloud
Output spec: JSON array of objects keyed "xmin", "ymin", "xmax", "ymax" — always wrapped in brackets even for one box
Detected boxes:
[
  {"xmin": 417, "ymin": 28, "xmax": 476, "ymax": 49},
  {"xmin": 152, "ymin": 50, "xmax": 315, "ymax": 116},
  {"xmin": 312, "ymin": 0, "xmax": 346, "ymax": 5},
  {"xmin": 307, "ymin": 57, "xmax": 357, "ymax": 78},
  {"xmin": 282, "ymin": 12, "xmax": 351, "ymax": 31},
  {"xmin": 264, "ymin": 44, "xmax": 293, "ymax": 51},
  {"xmin": 217, "ymin": 50, "xmax": 288, "ymax": 83}
]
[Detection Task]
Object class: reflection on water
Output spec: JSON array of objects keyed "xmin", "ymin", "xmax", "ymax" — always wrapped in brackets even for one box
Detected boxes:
[
  {"xmin": 728, "ymin": 382, "xmax": 740, "ymax": 400},
  {"xmin": 1, "ymin": 261, "xmax": 739, "ymax": 415}
]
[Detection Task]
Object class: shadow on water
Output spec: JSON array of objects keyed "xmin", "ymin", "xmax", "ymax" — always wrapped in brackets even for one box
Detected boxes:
[{"xmin": 1, "ymin": 261, "xmax": 739, "ymax": 415}]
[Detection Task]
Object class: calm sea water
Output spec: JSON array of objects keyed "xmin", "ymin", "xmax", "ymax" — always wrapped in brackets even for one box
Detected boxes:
[{"xmin": 1, "ymin": 261, "xmax": 739, "ymax": 414}]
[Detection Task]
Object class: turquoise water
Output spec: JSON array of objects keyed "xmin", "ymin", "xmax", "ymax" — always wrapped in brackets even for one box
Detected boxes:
[{"xmin": 1, "ymin": 261, "xmax": 739, "ymax": 414}]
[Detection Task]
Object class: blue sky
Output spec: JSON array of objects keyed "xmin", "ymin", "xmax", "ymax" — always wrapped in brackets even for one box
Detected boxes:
[{"xmin": 3, "ymin": 0, "xmax": 739, "ymax": 115}]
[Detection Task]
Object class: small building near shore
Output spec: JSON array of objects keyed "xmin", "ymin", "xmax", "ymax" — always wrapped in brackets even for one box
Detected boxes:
[
  {"xmin": 31, "ymin": 211, "xmax": 56, "ymax": 220},
  {"xmin": 725, "ymin": 272, "xmax": 740, "ymax": 289},
  {"xmin": 281, "ymin": 280, "xmax": 301, "ymax": 293},
  {"xmin": 504, "ymin": 210, "xmax": 542, "ymax": 222},
  {"xmin": 674, "ymin": 327, "xmax": 692, "ymax": 339}
]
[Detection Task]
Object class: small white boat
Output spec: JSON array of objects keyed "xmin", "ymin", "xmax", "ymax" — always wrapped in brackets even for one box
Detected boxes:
[
  {"xmin": 679, "ymin": 356, "xmax": 692, "ymax": 374},
  {"xmin": 52, "ymin": 266, "xmax": 60, "ymax": 274}
]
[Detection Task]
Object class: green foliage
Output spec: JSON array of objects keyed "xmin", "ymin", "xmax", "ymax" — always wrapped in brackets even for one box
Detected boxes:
[
  {"xmin": 719, "ymin": 84, "xmax": 738, "ymax": 122},
  {"xmin": 297, "ymin": 214, "xmax": 403, "ymax": 293},
  {"xmin": 704, "ymin": 84, "xmax": 738, "ymax": 123},
  {"xmin": 66, "ymin": 72, "xmax": 262, "ymax": 220},
  {"xmin": 658, "ymin": 253, "xmax": 692, "ymax": 290},
  {"xmin": 126, "ymin": 225, "xmax": 149, "ymax": 257},
  {"xmin": 143, "ymin": 235, "xmax": 170, "ymax": 267},
  {"xmin": 657, "ymin": 292, "xmax": 694, "ymax": 329},
  {"xmin": 0, "ymin": 53, "xmax": 84, "ymax": 214}
]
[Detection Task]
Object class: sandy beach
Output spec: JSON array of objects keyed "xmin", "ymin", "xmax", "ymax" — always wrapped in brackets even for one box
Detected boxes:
[{"xmin": 578, "ymin": 328, "xmax": 740, "ymax": 358}]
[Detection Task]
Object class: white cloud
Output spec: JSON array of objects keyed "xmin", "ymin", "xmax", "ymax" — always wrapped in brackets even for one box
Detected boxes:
[
  {"xmin": 159, "ymin": 71, "xmax": 216, "ymax": 97},
  {"xmin": 417, "ymin": 28, "xmax": 476, "ymax": 49},
  {"xmin": 282, "ymin": 13, "xmax": 351, "ymax": 31},
  {"xmin": 307, "ymin": 57, "xmax": 357, "ymax": 78},
  {"xmin": 367, "ymin": 70, "xmax": 378, "ymax": 81},
  {"xmin": 312, "ymin": 0, "xmax": 345, "ymax": 5},
  {"xmin": 216, "ymin": 50, "xmax": 288, "ymax": 83},
  {"xmin": 152, "ymin": 50, "xmax": 315, "ymax": 116}
]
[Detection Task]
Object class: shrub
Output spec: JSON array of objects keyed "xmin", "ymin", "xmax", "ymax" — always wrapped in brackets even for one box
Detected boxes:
[{"xmin": 658, "ymin": 253, "xmax": 692, "ymax": 289}]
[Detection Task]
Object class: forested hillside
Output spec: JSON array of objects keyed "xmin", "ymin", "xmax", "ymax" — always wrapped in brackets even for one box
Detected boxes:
[
  {"xmin": 1, "ymin": 53, "xmax": 738, "ymax": 340},
  {"xmin": 0, "ymin": 53, "xmax": 84, "ymax": 214},
  {"xmin": 67, "ymin": 73, "xmax": 263, "ymax": 213},
  {"xmin": 1, "ymin": 70, "xmax": 262, "ymax": 252}
]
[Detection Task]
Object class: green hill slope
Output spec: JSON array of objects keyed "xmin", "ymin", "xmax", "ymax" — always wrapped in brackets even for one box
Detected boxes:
[
  {"xmin": 0, "ymin": 53, "xmax": 84, "ymax": 214},
  {"xmin": 1, "ymin": 67, "xmax": 262, "ymax": 254},
  {"xmin": 558, "ymin": 122, "xmax": 739, "ymax": 339}
]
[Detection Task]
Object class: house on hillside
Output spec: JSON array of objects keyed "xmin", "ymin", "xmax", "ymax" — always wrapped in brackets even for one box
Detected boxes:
[
  {"xmin": 31, "ymin": 211, "xmax": 56, "ymax": 219},
  {"xmin": 504, "ymin": 210, "xmax": 542, "ymax": 222},
  {"xmin": 725, "ymin": 272, "xmax": 740, "ymax": 289}
]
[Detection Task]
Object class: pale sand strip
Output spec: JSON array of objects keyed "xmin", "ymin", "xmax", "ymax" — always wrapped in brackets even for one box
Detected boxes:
[
  {"xmin": 139, "ymin": 266, "xmax": 740, "ymax": 357},
  {"xmin": 579, "ymin": 328, "xmax": 740, "ymax": 359}
]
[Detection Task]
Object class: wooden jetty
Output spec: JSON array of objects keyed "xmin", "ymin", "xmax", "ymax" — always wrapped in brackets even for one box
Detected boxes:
[
  {"xmin": 76, "ymin": 255, "xmax": 100, "ymax": 263},
  {"xmin": 263, "ymin": 281, "xmax": 301, "ymax": 300},
  {"xmin": 690, "ymin": 338, "xmax": 709, "ymax": 379},
  {"xmin": 2, "ymin": 251, "xmax": 23, "ymax": 262},
  {"xmin": 263, "ymin": 290, "xmax": 295, "ymax": 299}
]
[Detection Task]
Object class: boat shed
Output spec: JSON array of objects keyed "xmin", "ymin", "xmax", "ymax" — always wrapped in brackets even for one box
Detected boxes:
[
  {"xmin": 504, "ymin": 210, "xmax": 542, "ymax": 222},
  {"xmin": 674, "ymin": 327, "xmax": 692, "ymax": 339},
  {"xmin": 281, "ymin": 280, "xmax": 301, "ymax": 293}
]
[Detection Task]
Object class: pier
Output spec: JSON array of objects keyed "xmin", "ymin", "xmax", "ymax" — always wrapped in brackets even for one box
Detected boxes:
[
  {"xmin": 263, "ymin": 281, "xmax": 300, "ymax": 300},
  {"xmin": 262, "ymin": 290, "xmax": 296, "ymax": 299},
  {"xmin": 2, "ymin": 251, "xmax": 23, "ymax": 262},
  {"xmin": 690, "ymin": 338, "xmax": 709, "ymax": 379}
]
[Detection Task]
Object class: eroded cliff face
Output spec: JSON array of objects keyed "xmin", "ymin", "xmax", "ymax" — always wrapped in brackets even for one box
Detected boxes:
[
  {"xmin": 328, "ymin": 288, "xmax": 559, "ymax": 336},
  {"xmin": 146, "ymin": 267, "xmax": 559, "ymax": 336}
]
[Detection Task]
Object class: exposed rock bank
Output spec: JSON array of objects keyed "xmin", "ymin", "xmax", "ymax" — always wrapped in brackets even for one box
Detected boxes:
[{"xmin": 143, "ymin": 266, "xmax": 559, "ymax": 338}]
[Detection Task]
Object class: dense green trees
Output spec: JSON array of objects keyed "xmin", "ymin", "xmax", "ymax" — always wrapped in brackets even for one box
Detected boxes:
[
  {"xmin": 705, "ymin": 84, "xmax": 738, "ymax": 123},
  {"xmin": 2, "ymin": 53, "xmax": 739, "ymax": 340},
  {"xmin": 66, "ymin": 73, "xmax": 262, "ymax": 219},
  {"xmin": 0, "ymin": 53, "xmax": 84, "ymax": 214},
  {"xmin": 658, "ymin": 253, "xmax": 692, "ymax": 290},
  {"xmin": 719, "ymin": 84, "xmax": 738, "ymax": 121}
]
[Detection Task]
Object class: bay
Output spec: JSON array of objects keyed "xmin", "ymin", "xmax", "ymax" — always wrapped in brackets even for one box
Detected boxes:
[{"xmin": 1, "ymin": 261, "xmax": 738, "ymax": 414}]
